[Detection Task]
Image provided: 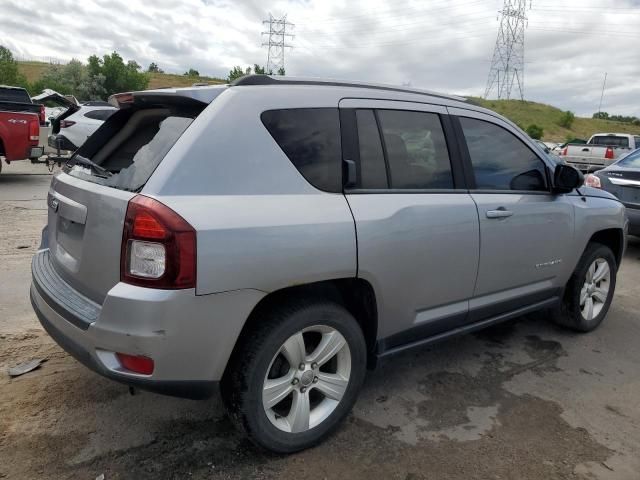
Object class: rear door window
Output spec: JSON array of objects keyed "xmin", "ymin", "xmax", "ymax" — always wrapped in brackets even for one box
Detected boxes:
[
  {"xmin": 261, "ymin": 108, "xmax": 342, "ymax": 193},
  {"xmin": 376, "ymin": 110, "xmax": 453, "ymax": 189},
  {"xmin": 459, "ymin": 117, "xmax": 548, "ymax": 191}
]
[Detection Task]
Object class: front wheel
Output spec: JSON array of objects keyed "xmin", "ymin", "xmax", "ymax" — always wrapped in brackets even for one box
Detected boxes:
[
  {"xmin": 551, "ymin": 242, "xmax": 617, "ymax": 332},
  {"xmin": 221, "ymin": 300, "xmax": 367, "ymax": 453}
]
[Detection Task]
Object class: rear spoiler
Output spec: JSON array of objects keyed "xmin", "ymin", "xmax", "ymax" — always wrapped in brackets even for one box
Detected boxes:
[{"xmin": 108, "ymin": 85, "xmax": 227, "ymax": 109}]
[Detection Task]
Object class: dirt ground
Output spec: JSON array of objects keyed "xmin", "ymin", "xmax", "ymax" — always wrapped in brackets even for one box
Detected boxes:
[{"xmin": 1, "ymin": 162, "xmax": 640, "ymax": 480}]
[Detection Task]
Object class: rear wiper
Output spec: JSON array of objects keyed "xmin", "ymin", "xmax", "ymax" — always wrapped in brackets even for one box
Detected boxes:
[{"xmin": 68, "ymin": 155, "xmax": 112, "ymax": 178}]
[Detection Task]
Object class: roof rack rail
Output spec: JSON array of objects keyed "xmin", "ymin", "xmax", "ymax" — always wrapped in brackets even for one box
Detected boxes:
[{"xmin": 230, "ymin": 75, "xmax": 467, "ymax": 103}]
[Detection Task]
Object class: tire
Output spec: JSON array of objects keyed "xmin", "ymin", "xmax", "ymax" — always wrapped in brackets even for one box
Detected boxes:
[
  {"xmin": 220, "ymin": 299, "xmax": 367, "ymax": 453},
  {"xmin": 551, "ymin": 242, "xmax": 617, "ymax": 332}
]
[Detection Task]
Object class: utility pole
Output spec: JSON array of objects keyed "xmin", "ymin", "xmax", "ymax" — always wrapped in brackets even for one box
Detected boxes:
[
  {"xmin": 484, "ymin": 0, "xmax": 531, "ymax": 100},
  {"xmin": 597, "ymin": 72, "xmax": 608, "ymax": 118},
  {"xmin": 262, "ymin": 14, "xmax": 294, "ymax": 74}
]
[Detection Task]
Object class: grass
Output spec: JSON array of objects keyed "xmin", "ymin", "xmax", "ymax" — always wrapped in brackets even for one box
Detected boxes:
[
  {"xmin": 468, "ymin": 97, "xmax": 640, "ymax": 143},
  {"xmin": 17, "ymin": 61, "xmax": 49, "ymax": 83}
]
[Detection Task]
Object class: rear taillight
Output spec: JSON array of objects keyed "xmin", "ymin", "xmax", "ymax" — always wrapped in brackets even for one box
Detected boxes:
[
  {"xmin": 121, "ymin": 195, "xmax": 196, "ymax": 289},
  {"xmin": 605, "ymin": 147, "xmax": 614, "ymax": 160},
  {"xmin": 39, "ymin": 104, "xmax": 46, "ymax": 125},
  {"xmin": 60, "ymin": 120, "xmax": 76, "ymax": 128},
  {"xmin": 29, "ymin": 118, "xmax": 39, "ymax": 144},
  {"xmin": 585, "ymin": 174, "xmax": 602, "ymax": 188},
  {"xmin": 561, "ymin": 146, "xmax": 568, "ymax": 156}
]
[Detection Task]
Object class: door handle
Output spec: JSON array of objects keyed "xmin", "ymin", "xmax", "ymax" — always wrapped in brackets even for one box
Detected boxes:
[
  {"xmin": 581, "ymin": 148, "xmax": 590, "ymax": 152},
  {"xmin": 486, "ymin": 208, "xmax": 513, "ymax": 219}
]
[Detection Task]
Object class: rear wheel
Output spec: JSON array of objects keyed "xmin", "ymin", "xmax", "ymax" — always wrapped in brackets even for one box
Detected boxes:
[
  {"xmin": 221, "ymin": 300, "xmax": 367, "ymax": 453},
  {"xmin": 551, "ymin": 243, "xmax": 617, "ymax": 332}
]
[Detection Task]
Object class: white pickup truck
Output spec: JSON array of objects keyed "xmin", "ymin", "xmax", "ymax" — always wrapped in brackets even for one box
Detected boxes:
[{"xmin": 559, "ymin": 133, "xmax": 640, "ymax": 172}]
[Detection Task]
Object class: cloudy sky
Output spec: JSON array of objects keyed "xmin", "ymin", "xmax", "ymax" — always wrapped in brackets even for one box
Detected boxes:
[{"xmin": 2, "ymin": 0, "xmax": 640, "ymax": 116}]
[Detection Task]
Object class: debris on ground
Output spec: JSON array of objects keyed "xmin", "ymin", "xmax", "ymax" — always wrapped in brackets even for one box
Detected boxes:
[{"xmin": 8, "ymin": 359, "xmax": 46, "ymax": 377}]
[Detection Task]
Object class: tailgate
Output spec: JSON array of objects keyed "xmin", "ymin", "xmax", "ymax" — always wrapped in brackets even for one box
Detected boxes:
[{"xmin": 47, "ymin": 172, "xmax": 135, "ymax": 304}]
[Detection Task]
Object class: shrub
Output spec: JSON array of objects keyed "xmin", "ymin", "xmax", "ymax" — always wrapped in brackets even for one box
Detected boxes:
[
  {"xmin": 558, "ymin": 110, "xmax": 575, "ymax": 129},
  {"xmin": 526, "ymin": 124, "xmax": 544, "ymax": 139}
]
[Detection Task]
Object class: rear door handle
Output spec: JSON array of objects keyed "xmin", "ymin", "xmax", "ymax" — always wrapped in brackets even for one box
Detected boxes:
[
  {"xmin": 486, "ymin": 208, "xmax": 513, "ymax": 219},
  {"xmin": 581, "ymin": 148, "xmax": 590, "ymax": 152}
]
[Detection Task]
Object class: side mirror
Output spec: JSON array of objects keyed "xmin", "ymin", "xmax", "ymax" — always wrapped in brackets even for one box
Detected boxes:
[{"xmin": 553, "ymin": 164, "xmax": 584, "ymax": 193}]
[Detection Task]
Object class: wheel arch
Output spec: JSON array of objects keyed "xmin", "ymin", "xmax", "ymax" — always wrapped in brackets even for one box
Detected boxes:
[
  {"xmin": 223, "ymin": 278, "xmax": 379, "ymax": 378},
  {"xmin": 588, "ymin": 228, "xmax": 624, "ymax": 267}
]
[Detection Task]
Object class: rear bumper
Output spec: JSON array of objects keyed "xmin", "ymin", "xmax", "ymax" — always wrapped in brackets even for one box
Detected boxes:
[
  {"xmin": 563, "ymin": 157, "xmax": 614, "ymax": 173},
  {"xmin": 31, "ymin": 249, "xmax": 265, "ymax": 398}
]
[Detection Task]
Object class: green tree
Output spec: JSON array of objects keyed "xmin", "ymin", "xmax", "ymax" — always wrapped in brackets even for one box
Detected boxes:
[
  {"xmin": 558, "ymin": 110, "xmax": 575, "ymax": 129},
  {"xmin": 147, "ymin": 62, "xmax": 163, "ymax": 73},
  {"xmin": 592, "ymin": 112, "xmax": 609, "ymax": 120},
  {"xmin": 86, "ymin": 52, "xmax": 148, "ymax": 98},
  {"xmin": 277, "ymin": 67, "xmax": 285, "ymax": 76},
  {"xmin": 526, "ymin": 124, "xmax": 544, "ymax": 140},
  {"xmin": 183, "ymin": 68, "xmax": 200, "ymax": 77},
  {"xmin": 0, "ymin": 45, "xmax": 28, "ymax": 88},
  {"xmin": 227, "ymin": 65, "xmax": 254, "ymax": 82}
]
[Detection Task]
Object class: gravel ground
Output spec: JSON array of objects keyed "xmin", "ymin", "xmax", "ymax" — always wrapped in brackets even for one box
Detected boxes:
[{"xmin": 1, "ymin": 162, "xmax": 639, "ymax": 479}]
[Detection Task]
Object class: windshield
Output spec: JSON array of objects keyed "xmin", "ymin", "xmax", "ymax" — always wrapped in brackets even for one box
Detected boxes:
[{"xmin": 614, "ymin": 149, "xmax": 640, "ymax": 168}]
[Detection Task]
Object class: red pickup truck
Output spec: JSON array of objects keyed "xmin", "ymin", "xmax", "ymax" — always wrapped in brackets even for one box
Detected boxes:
[{"xmin": 0, "ymin": 86, "xmax": 45, "ymax": 173}]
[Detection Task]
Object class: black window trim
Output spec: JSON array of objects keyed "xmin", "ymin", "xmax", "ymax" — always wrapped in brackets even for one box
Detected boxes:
[
  {"xmin": 341, "ymin": 107, "xmax": 468, "ymax": 194},
  {"xmin": 452, "ymin": 114, "xmax": 554, "ymax": 195}
]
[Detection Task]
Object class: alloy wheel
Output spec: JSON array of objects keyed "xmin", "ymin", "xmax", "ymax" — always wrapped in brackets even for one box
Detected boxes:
[
  {"xmin": 262, "ymin": 325, "xmax": 351, "ymax": 433},
  {"xmin": 580, "ymin": 258, "xmax": 611, "ymax": 321}
]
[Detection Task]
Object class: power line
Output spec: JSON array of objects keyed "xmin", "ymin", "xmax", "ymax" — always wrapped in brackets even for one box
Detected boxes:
[
  {"xmin": 295, "ymin": 31, "xmax": 494, "ymax": 51},
  {"xmin": 297, "ymin": 15, "xmax": 496, "ymax": 39},
  {"xmin": 484, "ymin": 0, "xmax": 530, "ymax": 101},
  {"xmin": 262, "ymin": 14, "xmax": 294, "ymax": 74},
  {"xmin": 295, "ymin": 0, "xmax": 488, "ymax": 26}
]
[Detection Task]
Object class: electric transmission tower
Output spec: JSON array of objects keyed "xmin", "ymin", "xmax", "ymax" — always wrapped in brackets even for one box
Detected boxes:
[
  {"xmin": 262, "ymin": 14, "xmax": 294, "ymax": 74},
  {"xmin": 484, "ymin": 0, "xmax": 531, "ymax": 100}
]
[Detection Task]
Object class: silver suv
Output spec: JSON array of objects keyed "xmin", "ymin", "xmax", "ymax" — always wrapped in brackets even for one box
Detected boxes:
[{"xmin": 31, "ymin": 76, "xmax": 626, "ymax": 453}]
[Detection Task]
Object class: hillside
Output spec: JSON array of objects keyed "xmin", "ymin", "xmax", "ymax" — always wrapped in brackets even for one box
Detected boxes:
[
  {"xmin": 468, "ymin": 97, "xmax": 640, "ymax": 143},
  {"xmin": 17, "ymin": 61, "xmax": 226, "ymax": 91}
]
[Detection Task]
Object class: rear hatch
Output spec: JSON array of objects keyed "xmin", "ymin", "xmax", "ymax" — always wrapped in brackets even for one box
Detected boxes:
[
  {"xmin": 32, "ymin": 89, "xmax": 80, "ymax": 132},
  {"xmin": 46, "ymin": 90, "xmax": 212, "ymax": 304}
]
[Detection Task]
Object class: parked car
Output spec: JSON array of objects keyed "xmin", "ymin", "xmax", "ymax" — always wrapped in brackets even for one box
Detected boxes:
[
  {"xmin": 559, "ymin": 133, "xmax": 640, "ymax": 172},
  {"xmin": 48, "ymin": 105, "xmax": 117, "ymax": 151},
  {"xmin": 31, "ymin": 76, "xmax": 626, "ymax": 453},
  {"xmin": 0, "ymin": 110, "xmax": 43, "ymax": 172},
  {"xmin": 586, "ymin": 148, "xmax": 640, "ymax": 235}
]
